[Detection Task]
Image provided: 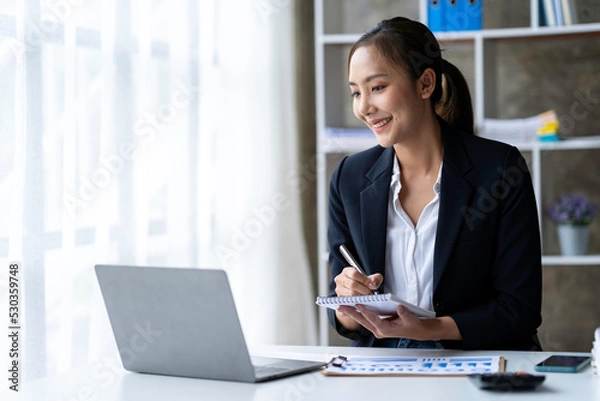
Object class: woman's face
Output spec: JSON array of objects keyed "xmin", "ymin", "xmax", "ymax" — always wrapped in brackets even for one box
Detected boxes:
[{"xmin": 348, "ymin": 45, "xmax": 429, "ymax": 148}]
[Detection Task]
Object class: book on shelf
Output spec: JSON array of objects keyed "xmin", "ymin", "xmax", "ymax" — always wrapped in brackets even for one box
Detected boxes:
[
  {"xmin": 561, "ymin": 0, "xmax": 578, "ymax": 25},
  {"xmin": 539, "ymin": 0, "xmax": 547, "ymax": 26},
  {"xmin": 542, "ymin": 0, "xmax": 558, "ymax": 26},
  {"xmin": 541, "ymin": 0, "xmax": 578, "ymax": 26},
  {"xmin": 554, "ymin": 0, "xmax": 565, "ymax": 25}
]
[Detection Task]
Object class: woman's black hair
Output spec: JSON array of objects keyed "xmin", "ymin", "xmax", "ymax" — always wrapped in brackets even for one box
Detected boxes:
[{"xmin": 348, "ymin": 17, "xmax": 474, "ymax": 135}]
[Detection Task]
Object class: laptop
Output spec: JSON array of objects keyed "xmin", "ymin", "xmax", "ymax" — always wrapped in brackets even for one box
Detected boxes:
[{"xmin": 94, "ymin": 264, "xmax": 326, "ymax": 383}]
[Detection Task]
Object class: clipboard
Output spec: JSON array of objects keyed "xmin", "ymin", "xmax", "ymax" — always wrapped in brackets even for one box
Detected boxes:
[{"xmin": 322, "ymin": 355, "xmax": 506, "ymax": 377}]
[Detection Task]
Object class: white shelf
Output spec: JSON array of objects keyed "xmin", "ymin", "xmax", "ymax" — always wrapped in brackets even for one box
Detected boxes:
[
  {"xmin": 314, "ymin": 0, "xmax": 600, "ymax": 346},
  {"xmin": 320, "ymin": 23, "xmax": 600, "ymax": 45},
  {"xmin": 478, "ymin": 22, "xmax": 600, "ymax": 39},
  {"xmin": 542, "ymin": 255, "xmax": 600, "ymax": 265},
  {"xmin": 321, "ymin": 252, "xmax": 600, "ymax": 266},
  {"xmin": 318, "ymin": 136, "xmax": 600, "ymax": 155},
  {"xmin": 319, "ymin": 136, "xmax": 377, "ymax": 154},
  {"xmin": 320, "ymin": 34, "xmax": 360, "ymax": 45},
  {"xmin": 517, "ymin": 137, "xmax": 600, "ymax": 151},
  {"xmin": 440, "ymin": 22, "xmax": 600, "ymax": 41}
]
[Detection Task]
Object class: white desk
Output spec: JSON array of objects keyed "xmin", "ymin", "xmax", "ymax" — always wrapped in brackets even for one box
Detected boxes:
[{"xmin": 17, "ymin": 346, "xmax": 599, "ymax": 401}]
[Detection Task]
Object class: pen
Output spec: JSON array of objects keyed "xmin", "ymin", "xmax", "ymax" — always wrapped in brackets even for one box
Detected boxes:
[{"xmin": 339, "ymin": 245, "xmax": 379, "ymax": 294}]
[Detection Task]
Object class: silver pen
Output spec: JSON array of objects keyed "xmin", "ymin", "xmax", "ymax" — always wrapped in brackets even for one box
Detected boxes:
[{"xmin": 339, "ymin": 245, "xmax": 379, "ymax": 294}]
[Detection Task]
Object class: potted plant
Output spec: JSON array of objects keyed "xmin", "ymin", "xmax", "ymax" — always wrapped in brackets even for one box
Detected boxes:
[{"xmin": 547, "ymin": 193, "xmax": 597, "ymax": 256}]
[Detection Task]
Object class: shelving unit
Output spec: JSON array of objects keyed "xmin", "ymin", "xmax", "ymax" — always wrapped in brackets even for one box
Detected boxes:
[
  {"xmin": 315, "ymin": 0, "xmax": 600, "ymax": 346},
  {"xmin": 543, "ymin": 255, "xmax": 600, "ymax": 265}
]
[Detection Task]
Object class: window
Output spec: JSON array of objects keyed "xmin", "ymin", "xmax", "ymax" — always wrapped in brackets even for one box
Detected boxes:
[{"xmin": 0, "ymin": 0, "xmax": 316, "ymax": 383}]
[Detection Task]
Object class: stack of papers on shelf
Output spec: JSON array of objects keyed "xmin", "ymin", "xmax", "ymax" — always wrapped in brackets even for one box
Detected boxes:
[
  {"xmin": 325, "ymin": 127, "xmax": 372, "ymax": 137},
  {"xmin": 478, "ymin": 110, "xmax": 560, "ymax": 145},
  {"xmin": 536, "ymin": 110, "xmax": 560, "ymax": 142}
]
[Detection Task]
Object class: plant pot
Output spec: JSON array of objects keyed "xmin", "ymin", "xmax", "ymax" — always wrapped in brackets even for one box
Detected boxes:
[{"xmin": 557, "ymin": 224, "xmax": 590, "ymax": 256}]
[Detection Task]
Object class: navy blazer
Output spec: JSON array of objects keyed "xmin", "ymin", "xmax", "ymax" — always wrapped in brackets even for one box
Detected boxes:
[{"xmin": 327, "ymin": 120, "xmax": 542, "ymax": 350}]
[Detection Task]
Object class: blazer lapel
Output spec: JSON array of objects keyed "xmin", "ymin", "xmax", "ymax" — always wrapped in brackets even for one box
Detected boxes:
[
  {"xmin": 360, "ymin": 147, "xmax": 395, "ymax": 277},
  {"xmin": 433, "ymin": 126, "xmax": 474, "ymax": 291}
]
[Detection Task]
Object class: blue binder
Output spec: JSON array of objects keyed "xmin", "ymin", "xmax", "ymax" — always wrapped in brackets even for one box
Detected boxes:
[
  {"xmin": 539, "ymin": 0, "xmax": 547, "ymax": 26},
  {"xmin": 460, "ymin": 0, "xmax": 482, "ymax": 30},
  {"xmin": 445, "ymin": 0, "xmax": 482, "ymax": 31},
  {"xmin": 428, "ymin": 0, "xmax": 445, "ymax": 32},
  {"xmin": 444, "ymin": 0, "xmax": 461, "ymax": 31}
]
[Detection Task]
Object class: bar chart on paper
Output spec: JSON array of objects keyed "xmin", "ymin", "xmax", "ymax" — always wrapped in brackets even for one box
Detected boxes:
[{"xmin": 322, "ymin": 356, "xmax": 505, "ymax": 376}]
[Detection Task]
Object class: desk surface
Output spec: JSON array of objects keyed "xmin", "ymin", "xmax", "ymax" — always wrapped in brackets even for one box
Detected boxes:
[{"xmin": 16, "ymin": 345, "xmax": 599, "ymax": 401}]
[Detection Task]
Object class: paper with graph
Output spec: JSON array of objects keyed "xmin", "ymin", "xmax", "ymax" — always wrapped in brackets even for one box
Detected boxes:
[{"xmin": 322, "ymin": 355, "xmax": 506, "ymax": 376}]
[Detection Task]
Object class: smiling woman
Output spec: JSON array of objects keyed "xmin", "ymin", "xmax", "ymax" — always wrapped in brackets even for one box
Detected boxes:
[
  {"xmin": 327, "ymin": 17, "xmax": 543, "ymax": 351},
  {"xmin": 348, "ymin": 46, "xmax": 433, "ymax": 149}
]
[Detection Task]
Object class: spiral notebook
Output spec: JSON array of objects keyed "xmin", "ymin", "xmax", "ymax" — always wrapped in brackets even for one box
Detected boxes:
[{"xmin": 315, "ymin": 293, "xmax": 436, "ymax": 318}]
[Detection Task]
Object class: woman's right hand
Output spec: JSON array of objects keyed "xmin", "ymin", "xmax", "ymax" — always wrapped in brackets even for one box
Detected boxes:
[
  {"xmin": 333, "ymin": 268, "xmax": 383, "ymax": 331},
  {"xmin": 334, "ymin": 268, "xmax": 382, "ymax": 297}
]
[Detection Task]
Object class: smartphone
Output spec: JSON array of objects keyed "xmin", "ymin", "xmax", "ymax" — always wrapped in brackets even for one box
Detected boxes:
[{"xmin": 534, "ymin": 355, "xmax": 592, "ymax": 373}]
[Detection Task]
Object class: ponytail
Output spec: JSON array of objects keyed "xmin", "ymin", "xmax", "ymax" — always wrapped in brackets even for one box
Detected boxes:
[
  {"xmin": 349, "ymin": 17, "xmax": 475, "ymax": 135},
  {"xmin": 435, "ymin": 59, "xmax": 474, "ymax": 135}
]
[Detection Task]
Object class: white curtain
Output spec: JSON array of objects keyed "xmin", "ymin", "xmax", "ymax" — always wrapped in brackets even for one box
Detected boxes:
[
  {"xmin": 0, "ymin": 0, "xmax": 316, "ymax": 383},
  {"xmin": 198, "ymin": 0, "xmax": 317, "ymax": 346}
]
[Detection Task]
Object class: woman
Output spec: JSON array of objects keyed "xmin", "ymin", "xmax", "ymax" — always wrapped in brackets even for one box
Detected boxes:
[{"xmin": 328, "ymin": 17, "xmax": 542, "ymax": 350}]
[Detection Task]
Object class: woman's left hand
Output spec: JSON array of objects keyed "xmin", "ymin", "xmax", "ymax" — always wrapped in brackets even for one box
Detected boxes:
[{"xmin": 338, "ymin": 304, "xmax": 462, "ymax": 341}]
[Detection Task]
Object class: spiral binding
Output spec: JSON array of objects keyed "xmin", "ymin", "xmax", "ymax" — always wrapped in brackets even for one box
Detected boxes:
[{"xmin": 318, "ymin": 294, "xmax": 389, "ymax": 304}]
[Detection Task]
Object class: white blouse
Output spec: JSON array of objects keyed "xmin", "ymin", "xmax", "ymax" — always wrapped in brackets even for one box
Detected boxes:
[{"xmin": 384, "ymin": 156, "xmax": 443, "ymax": 314}]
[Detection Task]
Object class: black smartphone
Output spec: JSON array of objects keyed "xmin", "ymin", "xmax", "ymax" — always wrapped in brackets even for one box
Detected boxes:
[{"xmin": 534, "ymin": 355, "xmax": 592, "ymax": 373}]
